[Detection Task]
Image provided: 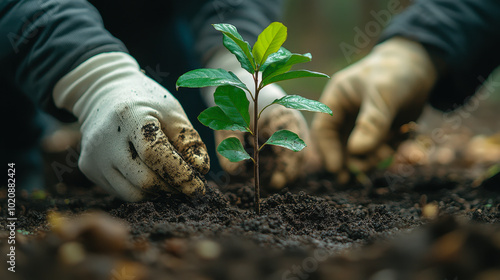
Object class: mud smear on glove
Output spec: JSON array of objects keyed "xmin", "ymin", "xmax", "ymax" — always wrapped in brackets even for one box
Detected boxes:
[
  {"xmin": 175, "ymin": 127, "xmax": 210, "ymax": 175},
  {"xmin": 129, "ymin": 141, "xmax": 138, "ymax": 160},
  {"xmin": 142, "ymin": 123, "xmax": 160, "ymax": 141},
  {"xmin": 140, "ymin": 123, "xmax": 208, "ymax": 196}
]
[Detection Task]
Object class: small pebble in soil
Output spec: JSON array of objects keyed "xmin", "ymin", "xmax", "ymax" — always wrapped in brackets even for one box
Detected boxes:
[
  {"xmin": 165, "ymin": 238, "xmax": 187, "ymax": 257},
  {"xmin": 422, "ymin": 203, "xmax": 439, "ymax": 219},
  {"xmin": 430, "ymin": 231, "xmax": 465, "ymax": 262},
  {"xmin": 49, "ymin": 210, "xmax": 129, "ymax": 253},
  {"xmin": 58, "ymin": 241, "xmax": 86, "ymax": 265},
  {"xmin": 196, "ymin": 240, "xmax": 222, "ymax": 260}
]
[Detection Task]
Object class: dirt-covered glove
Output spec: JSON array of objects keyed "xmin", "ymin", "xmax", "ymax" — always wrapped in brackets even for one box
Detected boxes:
[
  {"xmin": 204, "ymin": 50, "xmax": 318, "ymax": 191},
  {"xmin": 311, "ymin": 37, "xmax": 438, "ymax": 177},
  {"xmin": 53, "ymin": 52, "xmax": 209, "ymax": 201}
]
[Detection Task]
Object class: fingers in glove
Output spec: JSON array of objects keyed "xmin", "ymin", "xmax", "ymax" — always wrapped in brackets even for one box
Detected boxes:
[
  {"xmin": 348, "ymin": 144, "xmax": 394, "ymax": 173},
  {"xmin": 133, "ymin": 119, "xmax": 206, "ymax": 196},
  {"xmin": 105, "ymin": 169, "xmax": 148, "ymax": 202},
  {"xmin": 260, "ymin": 145, "xmax": 303, "ymax": 190},
  {"xmin": 312, "ymin": 78, "xmax": 358, "ymax": 174},
  {"xmin": 115, "ymin": 141, "xmax": 182, "ymax": 195},
  {"xmin": 259, "ymin": 108, "xmax": 307, "ymax": 190},
  {"xmin": 79, "ymin": 156, "xmax": 146, "ymax": 202},
  {"xmin": 302, "ymin": 138, "xmax": 322, "ymax": 175},
  {"xmin": 348, "ymin": 85, "xmax": 394, "ymax": 155},
  {"xmin": 159, "ymin": 100, "xmax": 210, "ymax": 175}
]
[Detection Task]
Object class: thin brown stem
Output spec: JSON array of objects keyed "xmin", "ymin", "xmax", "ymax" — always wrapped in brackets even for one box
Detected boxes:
[
  {"xmin": 253, "ymin": 72, "xmax": 261, "ymax": 215},
  {"xmin": 258, "ymin": 103, "xmax": 274, "ymax": 120}
]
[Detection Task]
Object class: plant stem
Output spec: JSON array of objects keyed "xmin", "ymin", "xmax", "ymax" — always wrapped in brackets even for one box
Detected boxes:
[{"xmin": 253, "ymin": 73, "xmax": 261, "ymax": 215}]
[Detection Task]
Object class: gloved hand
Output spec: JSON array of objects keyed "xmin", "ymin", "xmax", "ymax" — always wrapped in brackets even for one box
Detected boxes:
[
  {"xmin": 311, "ymin": 37, "xmax": 438, "ymax": 177},
  {"xmin": 53, "ymin": 52, "xmax": 210, "ymax": 201},
  {"xmin": 204, "ymin": 50, "xmax": 319, "ymax": 190}
]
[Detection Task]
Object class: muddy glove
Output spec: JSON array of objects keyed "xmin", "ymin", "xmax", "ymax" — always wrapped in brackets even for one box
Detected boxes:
[
  {"xmin": 311, "ymin": 37, "xmax": 438, "ymax": 177},
  {"xmin": 53, "ymin": 52, "xmax": 209, "ymax": 201},
  {"xmin": 204, "ymin": 50, "xmax": 319, "ymax": 191}
]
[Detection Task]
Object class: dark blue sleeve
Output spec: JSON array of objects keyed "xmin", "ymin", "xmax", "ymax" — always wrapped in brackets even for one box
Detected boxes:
[
  {"xmin": 0, "ymin": 0, "xmax": 128, "ymax": 121},
  {"xmin": 379, "ymin": 0, "xmax": 500, "ymax": 111}
]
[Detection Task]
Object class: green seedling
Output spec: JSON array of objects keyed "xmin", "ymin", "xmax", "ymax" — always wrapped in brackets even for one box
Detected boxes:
[{"xmin": 177, "ymin": 22, "xmax": 332, "ymax": 214}]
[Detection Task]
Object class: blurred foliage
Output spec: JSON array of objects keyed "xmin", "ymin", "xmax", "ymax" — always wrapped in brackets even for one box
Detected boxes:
[
  {"xmin": 31, "ymin": 189, "xmax": 48, "ymax": 200},
  {"xmin": 281, "ymin": 0, "xmax": 500, "ymax": 125}
]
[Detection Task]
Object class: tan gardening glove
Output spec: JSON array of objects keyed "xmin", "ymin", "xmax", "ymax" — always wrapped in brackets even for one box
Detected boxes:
[
  {"xmin": 311, "ymin": 37, "xmax": 438, "ymax": 178},
  {"xmin": 53, "ymin": 52, "xmax": 209, "ymax": 201},
  {"xmin": 204, "ymin": 49, "xmax": 318, "ymax": 191}
]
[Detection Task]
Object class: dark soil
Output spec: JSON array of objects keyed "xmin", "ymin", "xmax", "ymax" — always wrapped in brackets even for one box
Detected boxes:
[{"xmin": 2, "ymin": 165, "xmax": 500, "ymax": 280}]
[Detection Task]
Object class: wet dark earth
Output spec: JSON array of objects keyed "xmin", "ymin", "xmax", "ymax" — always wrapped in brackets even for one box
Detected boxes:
[{"xmin": 1, "ymin": 165, "xmax": 500, "ymax": 280}]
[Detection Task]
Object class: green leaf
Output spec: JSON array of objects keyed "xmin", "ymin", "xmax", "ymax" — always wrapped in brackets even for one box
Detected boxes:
[
  {"xmin": 213, "ymin": 23, "xmax": 255, "ymax": 73},
  {"xmin": 198, "ymin": 106, "xmax": 248, "ymax": 132},
  {"xmin": 214, "ymin": 86, "xmax": 251, "ymax": 129},
  {"xmin": 176, "ymin": 68, "xmax": 248, "ymax": 91},
  {"xmin": 252, "ymin": 22, "xmax": 288, "ymax": 66},
  {"xmin": 222, "ymin": 34, "xmax": 255, "ymax": 74},
  {"xmin": 213, "ymin": 23, "xmax": 244, "ymax": 39},
  {"xmin": 262, "ymin": 70, "xmax": 329, "ymax": 86},
  {"xmin": 485, "ymin": 163, "xmax": 500, "ymax": 179},
  {"xmin": 217, "ymin": 137, "xmax": 252, "ymax": 162},
  {"xmin": 263, "ymin": 52, "xmax": 312, "ymax": 80},
  {"xmin": 260, "ymin": 47, "xmax": 292, "ymax": 73},
  {"xmin": 272, "ymin": 95, "xmax": 333, "ymax": 116},
  {"xmin": 263, "ymin": 130, "xmax": 306, "ymax": 152}
]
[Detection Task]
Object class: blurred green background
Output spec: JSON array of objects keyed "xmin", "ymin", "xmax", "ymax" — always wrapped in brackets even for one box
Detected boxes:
[
  {"xmin": 280, "ymin": 0, "xmax": 412, "ymax": 121},
  {"xmin": 281, "ymin": 0, "xmax": 500, "ymax": 133}
]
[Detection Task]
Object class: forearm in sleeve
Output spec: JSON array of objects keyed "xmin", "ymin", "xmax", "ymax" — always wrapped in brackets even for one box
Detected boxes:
[
  {"xmin": 379, "ymin": 0, "xmax": 500, "ymax": 110},
  {"xmin": 0, "ymin": 0, "xmax": 128, "ymax": 121},
  {"xmin": 190, "ymin": 0, "xmax": 284, "ymax": 64}
]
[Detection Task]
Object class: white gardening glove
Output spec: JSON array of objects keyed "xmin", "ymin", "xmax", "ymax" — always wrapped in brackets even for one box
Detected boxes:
[
  {"xmin": 204, "ymin": 49, "xmax": 319, "ymax": 191},
  {"xmin": 53, "ymin": 52, "xmax": 209, "ymax": 201},
  {"xmin": 311, "ymin": 37, "xmax": 438, "ymax": 178}
]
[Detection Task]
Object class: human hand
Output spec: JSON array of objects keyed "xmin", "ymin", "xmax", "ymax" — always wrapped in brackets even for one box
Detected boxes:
[
  {"xmin": 53, "ymin": 52, "xmax": 209, "ymax": 201},
  {"xmin": 311, "ymin": 37, "xmax": 438, "ymax": 177}
]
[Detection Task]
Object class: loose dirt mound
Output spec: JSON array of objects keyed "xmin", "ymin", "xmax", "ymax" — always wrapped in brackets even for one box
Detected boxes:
[{"xmin": 1, "ymin": 165, "xmax": 500, "ymax": 280}]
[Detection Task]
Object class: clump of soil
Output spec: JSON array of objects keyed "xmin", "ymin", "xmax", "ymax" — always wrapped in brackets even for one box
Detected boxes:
[{"xmin": 1, "ymin": 165, "xmax": 500, "ymax": 280}]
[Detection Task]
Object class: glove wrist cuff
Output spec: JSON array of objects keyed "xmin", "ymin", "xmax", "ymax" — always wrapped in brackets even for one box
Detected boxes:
[{"xmin": 53, "ymin": 52, "xmax": 141, "ymax": 117}]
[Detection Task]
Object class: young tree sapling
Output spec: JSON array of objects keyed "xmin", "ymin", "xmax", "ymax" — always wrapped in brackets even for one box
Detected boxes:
[{"xmin": 176, "ymin": 22, "xmax": 332, "ymax": 214}]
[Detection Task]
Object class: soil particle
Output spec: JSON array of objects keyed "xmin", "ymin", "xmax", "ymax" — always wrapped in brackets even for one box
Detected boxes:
[
  {"xmin": 129, "ymin": 141, "xmax": 138, "ymax": 160},
  {"xmin": 142, "ymin": 123, "xmax": 159, "ymax": 142}
]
